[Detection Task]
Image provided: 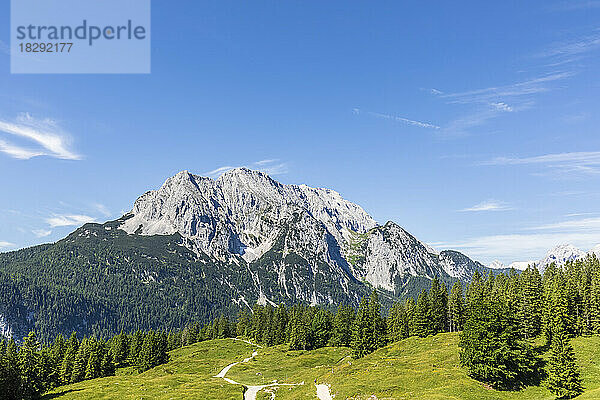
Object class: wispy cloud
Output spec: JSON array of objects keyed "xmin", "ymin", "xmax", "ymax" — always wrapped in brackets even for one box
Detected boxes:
[
  {"xmin": 32, "ymin": 229, "xmax": 52, "ymax": 238},
  {"xmin": 430, "ymin": 71, "xmax": 568, "ymax": 136},
  {"xmin": 0, "ymin": 241, "xmax": 14, "ymax": 249},
  {"xmin": 441, "ymin": 232, "xmax": 600, "ymax": 264},
  {"xmin": 45, "ymin": 214, "xmax": 96, "ymax": 228},
  {"xmin": 526, "ymin": 217, "xmax": 600, "ymax": 232},
  {"xmin": 353, "ymin": 108, "xmax": 440, "ymax": 129},
  {"xmin": 0, "ymin": 113, "xmax": 81, "ymax": 160},
  {"xmin": 484, "ymin": 151, "xmax": 600, "ymax": 175},
  {"xmin": 440, "ymin": 72, "xmax": 573, "ymax": 105},
  {"xmin": 565, "ymin": 212, "xmax": 599, "ymax": 217},
  {"xmin": 537, "ymin": 32, "xmax": 600, "ymax": 60},
  {"xmin": 459, "ymin": 200, "xmax": 512, "ymax": 212},
  {"xmin": 422, "ymin": 88, "xmax": 443, "ymax": 95},
  {"xmin": 205, "ymin": 159, "xmax": 289, "ymax": 178},
  {"xmin": 443, "ymin": 214, "xmax": 600, "ymax": 263},
  {"xmin": 93, "ymin": 203, "xmax": 111, "ymax": 217}
]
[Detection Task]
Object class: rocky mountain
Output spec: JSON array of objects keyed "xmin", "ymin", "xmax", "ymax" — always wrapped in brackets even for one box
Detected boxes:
[
  {"xmin": 489, "ymin": 243, "xmax": 600, "ymax": 272},
  {"xmin": 0, "ymin": 168, "xmax": 503, "ymax": 340}
]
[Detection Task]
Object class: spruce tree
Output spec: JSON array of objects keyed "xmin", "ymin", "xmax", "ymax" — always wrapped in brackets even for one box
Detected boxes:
[
  {"xmin": 330, "ymin": 305, "xmax": 355, "ymax": 347},
  {"xmin": 518, "ymin": 267, "xmax": 543, "ymax": 339},
  {"xmin": 387, "ymin": 302, "xmax": 408, "ymax": 342},
  {"xmin": 429, "ymin": 277, "xmax": 447, "ymax": 334},
  {"xmin": 236, "ymin": 310, "xmax": 252, "ymax": 338},
  {"xmin": 546, "ymin": 318, "xmax": 583, "ymax": 399},
  {"xmin": 4, "ymin": 339, "xmax": 21, "ymax": 400},
  {"xmin": 405, "ymin": 297, "xmax": 416, "ymax": 336},
  {"xmin": 448, "ymin": 282, "xmax": 465, "ymax": 332},
  {"xmin": 413, "ymin": 289, "xmax": 431, "ymax": 338},
  {"xmin": 311, "ymin": 309, "xmax": 333, "ymax": 348},
  {"xmin": 459, "ymin": 286, "xmax": 537, "ymax": 389},
  {"xmin": 18, "ymin": 332, "xmax": 42, "ymax": 399},
  {"xmin": 288, "ymin": 307, "xmax": 309, "ymax": 351},
  {"xmin": 70, "ymin": 338, "xmax": 89, "ymax": 383},
  {"xmin": 351, "ymin": 296, "xmax": 371, "ymax": 358},
  {"xmin": 111, "ymin": 332, "xmax": 129, "ymax": 366},
  {"xmin": 60, "ymin": 333, "xmax": 78, "ymax": 385},
  {"xmin": 84, "ymin": 341, "xmax": 102, "ymax": 380},
  {"xmin": 368, "ymin": 290, "xmax": 387, "ymax": 349}
]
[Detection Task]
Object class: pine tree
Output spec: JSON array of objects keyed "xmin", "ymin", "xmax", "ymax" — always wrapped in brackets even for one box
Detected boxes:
[
  {"xmin": 546, "ymin": 318, "xmax": 583, "ymax": 399},
  {"xmin": 288, "ymin": 306, "xmax": 309, "ymax": 350},
  {"xmin": 274, "ymin": 305, "xmax": 289, "ymax": 345},
  {"xmin": 448, "ymin": 282, "xmax": 465, "ymax": 332},
  {"xmin": 311, "ymin": 309, "xmax": 333, "ymax": 348},
  {"xmin": 18, "ymin": 332, "xmax": 42, "ymax": 399},
  {"xmin": 236, "ymin": 310, "xmax": 252, "ymax": 338},
  {"xmin": 413, "ymin": 289, "xmax": 431, "ymax": 338},
  {"xmin": 351, "ymin": 296, "xmax": 371, "ymax": 358},
  {"xmin": 84, "ymin": 341, "xmax": 102, "ymax": 380},
  {"xmin": 70, "ymin": 338, "xmax": 90, "ymax": 383},
  {"xmin": 590, "ymin": 267, "xmax": 600, "ymax": 334},
  {"xmin": 351, "ymin": 290, "xmax": 385, "ymax": 358},
  {"xmin": 111, "ymin": 332, "xmax": 129, "ymax": 366},
  {"xmin": 429, "ymin": 277, "xmax": 447, "ymax": 334},
  {"xmin": 330, "ymin": 304, "xmax": 355, "ymax": 347},
  {"xmin": 60, "ymin": 333, "xmax": 78, "ymax": 385},
  {"xmin": 405, "ymin": 297, "xmax": 416, "ymax": 336},
  {"xmin": 459, "ymin": 284, "xmax": 537, "ymax": 389},
  {"xmin": 387, "ymin": 302, "xmax": 408, "ymax": 342},
  {"xmin": 368, "ymin": 290, "xmax": 387, "ymax": 349},
  {"xmin": 3, "ymin": 339, "xmax": 21, "ymax": 400},
  {"xmin": 101, "ymin": 347, "xmax": 116, "ymax": 376},
  {"xmin": 519, "ymin": 267, "xmax": 543, "ymax": 339}
]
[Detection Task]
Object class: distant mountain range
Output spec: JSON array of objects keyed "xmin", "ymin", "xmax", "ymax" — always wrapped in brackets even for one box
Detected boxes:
[
  {"xmin": 488, "ymin": 243, "xmax": 600, "ymax": 272},
  {"xmin": 0, "ymin": 168, "xmax": 582, "ymax": 340}
]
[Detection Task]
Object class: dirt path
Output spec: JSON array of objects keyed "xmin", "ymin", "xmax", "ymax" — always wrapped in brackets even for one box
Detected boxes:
[
  {"xmin": 214, "ymin": 340, "xmax": 303, "ymax": 400},
  {"xmin": 315, "ymin": 383, "xmax": 333, "ymax": 400}
]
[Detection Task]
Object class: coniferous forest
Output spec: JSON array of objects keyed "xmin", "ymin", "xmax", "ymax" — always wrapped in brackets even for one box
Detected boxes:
[{"xmin": 0, "ymin": 255, "xmax": 598, "ymax": 399}]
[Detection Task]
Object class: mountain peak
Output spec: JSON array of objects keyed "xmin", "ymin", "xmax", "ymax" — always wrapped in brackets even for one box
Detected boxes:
[
  {"xmin": 537, "ymin": 243, "xmax": 586, "ymax": 272},
  {"xmin": 119, "ymin": 168, "xmax": 376, "ymax": 262}
]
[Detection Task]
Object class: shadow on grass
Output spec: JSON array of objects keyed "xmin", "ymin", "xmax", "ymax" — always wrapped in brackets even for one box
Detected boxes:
[{"xmin": 41, "ymin": 389, "xmax": 83, "ymax": 399}]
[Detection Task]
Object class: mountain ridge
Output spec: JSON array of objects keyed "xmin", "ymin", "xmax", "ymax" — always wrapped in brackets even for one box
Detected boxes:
[{"xmin": 0, "ymin": 169, "xmax": 510, "ymax": 340}]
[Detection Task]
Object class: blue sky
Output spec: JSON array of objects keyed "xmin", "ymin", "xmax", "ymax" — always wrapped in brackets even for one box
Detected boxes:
[{"xmin": 1, "ymin": 1, "xmax": 599, "ymax": 264}]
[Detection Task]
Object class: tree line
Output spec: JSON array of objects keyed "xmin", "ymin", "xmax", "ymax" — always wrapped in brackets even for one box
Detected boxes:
[
  {"xmin": 459, "ymin": 255, "xmax": 600, "ymax": 399},
  {"xmin": 1, "ymin": 255, "xmax": 598, "ymax": 399}
]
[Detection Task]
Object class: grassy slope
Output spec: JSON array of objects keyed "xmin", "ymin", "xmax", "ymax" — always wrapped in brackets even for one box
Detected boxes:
[
  {"xmin": 323, "ymin": 333, "xmax": 600, "ymax": 400},
  {"xmin": 44, "ymin": 334, "xmax": 600, "ymax": 400},
  {"xmin": 43, "ymin": 339, "xmax": 255, "ymax": 400}
]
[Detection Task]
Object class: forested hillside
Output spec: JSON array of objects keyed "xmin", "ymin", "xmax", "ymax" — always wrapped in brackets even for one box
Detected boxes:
[{"xmin": 3, "ymin": 254, "xmax": 599, "ymax": 399}]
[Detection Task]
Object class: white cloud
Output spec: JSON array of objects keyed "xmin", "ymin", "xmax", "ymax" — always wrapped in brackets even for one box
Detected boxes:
[
  {"xmin": 490, "ymin": 102, "xmax": 513, "ymax": 112},
  {"xmin": 526, "ymin": 217, "xmax": 600, "ymax": 232},
  {"xmin": 537, "ymin": 33, "xmax": 600, "ymax": 59},
  {"xmin": 254, "ymin": 159, "xmax": 279, "ymax": 166},
  {"xmin": 484, "ymin": 151, "xmax": 600, "ymax": 175},
  {"xmin": 205, "ymin": 159, "xmax": 289, "ymax": 178},
  {"xmin": 45, "ymin": 214, "xmax": 96, "ymax": 228},
  {"xmin": 0, "ymin": 113, "xmax": 81, "ymax": 160},
  {"xmin": 443, "ymin": 215, "xmax": 600, "ymax": 263},
  {"xmin": 0, "ymin": 139, "xmax": 46, "ymax": 159},
  {"xmin": 441, "ymin": 232, "xmax": 600, "ymax": 265},
  {"xmin": 32, "ymin": 229, "xmax": 52, "ymax": 238},
  {"xmin": 0, "ymin": 241, "xmax": 14, "ymax": 248},
  {"xmin": 354, "ymin": 108, "xmax": 440, "ymax": 129},
  {"xmin": 93, "ymin": 203, "xmax": 111, "ymax": 217},
  {"xmin": 440, "ymin": 72, "xmax": 573, "ymax": 105},
  {"xmin": 459, "ymin": 200, "xmax": 512, "ymax": 212}
]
